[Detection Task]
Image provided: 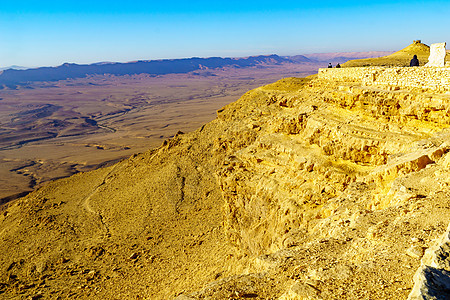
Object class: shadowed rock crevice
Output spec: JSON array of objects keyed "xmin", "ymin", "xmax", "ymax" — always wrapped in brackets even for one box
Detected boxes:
[{"xmin": 414, "ymin": 267, "xmax": 450, "ymax": 299}]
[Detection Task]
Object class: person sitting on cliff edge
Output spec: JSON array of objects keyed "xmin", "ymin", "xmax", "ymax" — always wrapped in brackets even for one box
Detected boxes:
[
  {"xmin": 328, "ymin": 63, "xmax": 332, "ymax": 68},
  {"xmin": 410, "ymin": 54, "xmax": 420, "ymax": 67}
]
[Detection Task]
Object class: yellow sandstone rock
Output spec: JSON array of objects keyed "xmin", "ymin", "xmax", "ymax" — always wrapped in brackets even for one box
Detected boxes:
[{"xmin": 1, "ymin": 68, "xmax": 450, "ymax": 299}]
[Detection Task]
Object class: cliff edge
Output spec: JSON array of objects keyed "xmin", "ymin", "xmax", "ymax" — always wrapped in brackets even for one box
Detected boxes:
[{"xmin": 1, "ymin": 68, "xmax": 450, "ymax": 299}]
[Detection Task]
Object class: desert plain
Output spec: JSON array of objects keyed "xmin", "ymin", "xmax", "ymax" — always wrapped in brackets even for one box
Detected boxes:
[
  {"xmin": 0, "ymin": 63, "xmax": 319, "ymax": 201},
  {"xmin": 1, "ymin": 44, "xmax": 450, "ymax": 299}
]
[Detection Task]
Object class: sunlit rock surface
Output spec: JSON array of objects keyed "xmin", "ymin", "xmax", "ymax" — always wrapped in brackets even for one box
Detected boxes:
[{"xmin": 1, "ymin": 72, "xmax": 450, "ymax": 299}]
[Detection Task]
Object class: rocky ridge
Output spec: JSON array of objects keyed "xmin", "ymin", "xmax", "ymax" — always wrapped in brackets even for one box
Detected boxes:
[
  {"xmin": 1, "ymin": 71, "xmax": 450, "ymax": 299},
  {"xmin": 343, "ymin": 41, "xmax": 449, "ymax": 67},
  {"xmin": 0, "ymin": 55, "xmax": 293, "ymax": 88}
]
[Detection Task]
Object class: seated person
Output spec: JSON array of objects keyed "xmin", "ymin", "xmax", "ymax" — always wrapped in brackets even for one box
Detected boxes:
[{"xmin": 410, "ymin": 55, "xmax": 419, "ymax": 67}]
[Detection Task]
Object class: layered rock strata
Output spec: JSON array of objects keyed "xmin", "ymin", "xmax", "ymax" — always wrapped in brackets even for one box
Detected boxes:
[{"xmin": 1, "ymin": 73, "xmax": 450, "ymax": 299}]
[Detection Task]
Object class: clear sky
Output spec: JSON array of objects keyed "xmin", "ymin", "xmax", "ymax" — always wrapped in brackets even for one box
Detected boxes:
[{"xmin": 1, "ymin": 0, "xmax": 450, "ymax": 67}]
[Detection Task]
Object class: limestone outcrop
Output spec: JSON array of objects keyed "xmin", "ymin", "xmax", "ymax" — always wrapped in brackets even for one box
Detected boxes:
[
  {"xmin": 1, "ymin": 70, "xmax": 450, "ymax": 299},
  {"xmin": 408, "ymin": 222, "xmax": 450, "ymax": 299}
]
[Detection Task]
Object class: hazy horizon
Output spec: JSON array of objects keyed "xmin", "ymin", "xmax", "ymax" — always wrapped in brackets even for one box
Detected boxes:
[
  {"xmin": 2, "ymin": 1, "xmax": 449, "ymax": 67},
  {"xmin": 0, "ymin": 50, "xmax": 395, "ymax": 70}
]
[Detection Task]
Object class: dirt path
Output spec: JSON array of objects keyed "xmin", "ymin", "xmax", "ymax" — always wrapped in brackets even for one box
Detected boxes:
[{"xmin": 82, "ymin": 164, "xmax": 121, "ymax": 237}]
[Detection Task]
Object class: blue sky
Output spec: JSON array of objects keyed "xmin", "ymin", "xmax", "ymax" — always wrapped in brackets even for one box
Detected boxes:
[{"xmin": 1, "ymin": 1, "xmax": 450, "ymax": 67}]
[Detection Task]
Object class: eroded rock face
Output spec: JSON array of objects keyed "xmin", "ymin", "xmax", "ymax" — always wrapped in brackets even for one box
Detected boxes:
[
  {"xmin": 409, "ymin": 267, "xmax": 450, "ymax": 299},
  {"xmin": 1, "ymin": 76, "xmax": 450, "ymax": 299},
  {"xmin": 216, "ymin": 78, "xmax": 450, "ymax": 255},
  {"xmin": 211, "ymin": 77, "xmax": 450, "ymax": 298},
  {"xmin": 409, "ymin": 223, "xmax": 450, "ymax": 299}
]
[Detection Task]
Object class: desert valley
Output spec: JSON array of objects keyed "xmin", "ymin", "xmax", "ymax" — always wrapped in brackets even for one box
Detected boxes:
[
  {"xmin": 0, "ymin": 56, "xmax": 313, "ymax": 201},
  {"xmin": 0, "ymin": 53, "xmax": 391, "ymax": 202},
  {"xmin": 1, "ymin": 42, "xmax": 450, "ymax": 299}
]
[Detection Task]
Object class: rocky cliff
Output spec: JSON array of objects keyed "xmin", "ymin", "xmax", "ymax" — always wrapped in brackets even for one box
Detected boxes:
[{"xmin": 1, "ymin": 71, "xmax": 450, "ymax": 299}]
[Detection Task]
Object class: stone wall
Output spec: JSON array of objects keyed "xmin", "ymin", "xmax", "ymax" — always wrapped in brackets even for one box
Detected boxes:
[{"xmin": 318, "ymin": 67, "xmax": 450, "ymax": 91}]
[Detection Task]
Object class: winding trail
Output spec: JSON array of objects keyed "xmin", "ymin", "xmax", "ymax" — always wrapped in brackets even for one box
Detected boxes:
[
  {"xmin": 81, "ymin": 149, "xmax": 160, "ymax": 238},
  {"xmin": 82, "ymin": 164, "xmax": 120, "ymax": 237}
]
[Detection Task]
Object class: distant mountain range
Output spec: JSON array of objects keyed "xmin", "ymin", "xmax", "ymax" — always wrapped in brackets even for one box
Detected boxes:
[
  {"xmin": 0, "ymin": 65, "xmax": 28, "ymax": 71},
  {"xmin": 0, "ymin": 51, "xmax": 393, "ymax": 88},
  {"xmin": 0, "ymin": 55, "xmax": 295, "ymax": 88},
  {"xmin": 299, "ymin": 51, "xmax": 395, "ymax": 63}
]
